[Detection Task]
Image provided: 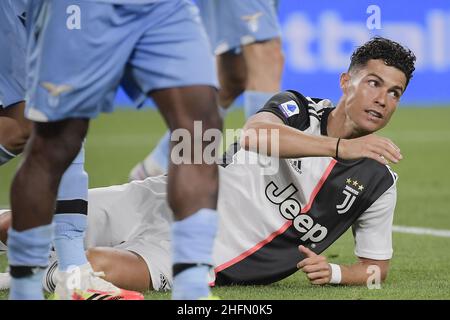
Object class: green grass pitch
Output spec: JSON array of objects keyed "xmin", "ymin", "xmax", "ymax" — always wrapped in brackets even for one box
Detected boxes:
[{"xmin": 1, "ymin": 107, "xmax": 450, "ymax": 299}]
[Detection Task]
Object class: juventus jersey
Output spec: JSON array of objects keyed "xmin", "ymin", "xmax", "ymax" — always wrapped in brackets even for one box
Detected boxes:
[
  {"xmin": 213, "ymin": 90, "xmax": 397, "ymax": 285},
  {"xmin": 68, "ymin": 91, "xmax": 397, "ymax": 288}
]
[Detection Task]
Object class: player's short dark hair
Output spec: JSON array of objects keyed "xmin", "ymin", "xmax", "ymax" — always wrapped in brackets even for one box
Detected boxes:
[{"xmin": 349, "ymin": 36, "xmax": 416, "ymax": 87}]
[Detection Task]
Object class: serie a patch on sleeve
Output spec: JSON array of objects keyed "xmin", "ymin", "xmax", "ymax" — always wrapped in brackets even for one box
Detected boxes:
[{"xmin": 278, "ymin": 100, "xmax": 299, "ymax": 118}]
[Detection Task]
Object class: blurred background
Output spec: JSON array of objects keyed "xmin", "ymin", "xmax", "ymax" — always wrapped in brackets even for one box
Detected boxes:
[{"xmin": 114, "ymin": 0, "xmax": 450, "ymax": 107}]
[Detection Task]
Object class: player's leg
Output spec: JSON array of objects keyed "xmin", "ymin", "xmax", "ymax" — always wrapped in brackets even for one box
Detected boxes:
[
  {"xmin": 241, "ymin": 37, "xmax": 283, "ymax": 115},
  {"xmin": 232, "ymin": 0, "xmax": 284, "ymax": 118},
  {"xmin": 52, "ymin": 146, "xmax": 90, "ymax": 274},
  {"xmin": 7, "ymin": 0, "xmax": 146, "ymax": 300},
  {"xmin": 124, "ymin": 0, "xmax": 221, "ymax": 298},
  {"xmin": 128, "ymin": 38, "xmax": 247, "ymax": 181},
  {"xmin": 216, "ymin": 51, "xmax": 248, "ymax": 109},
  {"xmin": 152, "ymin": 86, "xmax": 221, "ymax": 299},
  {"xmin": 8, "ymin": 119, "xmax": 88, "ymax": 300},
  {"xmin": 5, "ymin": 0, "xmax": 92, "ymax": 299},
  {"xmin": 86, "ymin": 247, "xmax": 151, "ymax": 292},
  {"xmin": 200, "ymin": 0, "xmax": 283, "ymax": 117},
  {"xmin": 242, "ymin": 38, "xmax": 284, "ymax": 118},
  {"xmin": 0, "ymin": 4, "xmax": 91, "ymax": 294}
]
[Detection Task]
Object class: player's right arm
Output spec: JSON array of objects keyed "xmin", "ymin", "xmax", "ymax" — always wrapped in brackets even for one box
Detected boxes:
[{"xmin": 240, "ymin": 91, "xmax": 402, "ymax": 165}]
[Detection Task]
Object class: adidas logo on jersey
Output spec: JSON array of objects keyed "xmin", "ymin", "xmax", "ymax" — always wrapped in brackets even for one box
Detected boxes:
[
  {"xmin": 159, "ymin": 273, "xmax": 170, "ymax": 291},
  {"xmin": 288, "ymin": 159, "xmax": 302, "ymax": 174},
  {"xmin": 265, "ymin": 181, "xmax": 328, "ymax": 243}
]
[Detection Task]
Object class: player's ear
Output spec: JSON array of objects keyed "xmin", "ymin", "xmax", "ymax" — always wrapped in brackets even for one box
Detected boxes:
[{"xmin": 340, "ymin": 72, "xmax": 350, "ymax": 94}]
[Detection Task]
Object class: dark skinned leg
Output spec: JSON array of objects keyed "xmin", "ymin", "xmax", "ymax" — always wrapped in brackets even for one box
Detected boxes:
[
  {"xmin": 216, "ymin": 51, "xmax": 247, "ymax": 109},
  {"xmin": 151, "ymin": 86, "xmax": 221, "ymax": 219},
  {"xmin": 10, "ymin": 119, "xmax": 89, "ymax": 231}
]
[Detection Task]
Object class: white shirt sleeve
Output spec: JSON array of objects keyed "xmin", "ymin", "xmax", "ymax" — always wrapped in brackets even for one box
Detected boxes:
[{"xmin": 352, "ymin": 183, "xmax": 397, "ymax": 260}]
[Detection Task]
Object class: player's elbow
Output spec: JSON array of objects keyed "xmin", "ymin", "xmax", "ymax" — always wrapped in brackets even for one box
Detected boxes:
[
  {"xmin": 360, "ymin": 258, "xmax": 390, "ymax": 284},
  {"xmin": 380, "ymin": 267, "xmax": 389, "ymax": 282}
]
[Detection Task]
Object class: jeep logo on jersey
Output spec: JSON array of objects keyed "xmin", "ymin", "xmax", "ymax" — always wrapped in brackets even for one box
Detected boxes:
[
  {"xmin": 265, "ymin": 181, "xmax": 328, "ymax": 243},
  {"xmin": 336, "ymin": 178, "xmax": 364, "ymax": 214}
]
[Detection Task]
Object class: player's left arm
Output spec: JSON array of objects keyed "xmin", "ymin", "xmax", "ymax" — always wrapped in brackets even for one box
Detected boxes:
[
  {"xmin": 297, "ymin": 245, "xmax": 389, "ymax": 285},
  {"xmin": 298, "ymin": 183, "xmax": 396, "ymax": 286}
]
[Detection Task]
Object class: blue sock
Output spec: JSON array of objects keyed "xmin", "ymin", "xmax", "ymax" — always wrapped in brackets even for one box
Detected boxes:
[
  {"xmin": 54, "ymin": 147, "xmax": 88, "ymax": 271},
  {"xmin": 8, "ymin": 224, "xmax": 53, "ymax": 300},
  {"xmin": 171, "ymin": 209, "xmax": 218, "ymax": 300},
  {"xmin": 243, "ymin": 91, "xmax": 277, "ymax": 119},
  {"xmin": 53, "ymin": 215, "xmax": 87, "ymax": 271},
  {"xmin": 9, "ymin": 269, "xmax": 46, "ymax": 300},
  {"xmin": 146, "ymin": 131, "xmax": 170, "ymax": 173},
  {"xmin": 0, "ymin": 144, "xmax": 17, "ymax": 165}
]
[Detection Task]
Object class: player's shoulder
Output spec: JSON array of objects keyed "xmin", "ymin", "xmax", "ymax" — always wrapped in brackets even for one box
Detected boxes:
[
  {"xmin": 266, "ymin": 90, "xmax": 334, "ymax": 113},
  {"xmin": 258, "ymin": 90, "xmax": 334, "ymax": 132},
  {"xmin": 267, "ymin": 89, "xmax": 310, "ymax": 107}
]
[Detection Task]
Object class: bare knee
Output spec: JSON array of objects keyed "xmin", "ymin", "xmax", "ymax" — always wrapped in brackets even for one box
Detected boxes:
[
  {"xmin": 86, "ymin": 247, "xmax": 152, "ymax": 292},
  {"xmin": 86, "ymin": 247, "xmax": 111, "ymax": 273},
  {"xmin": 27, "ymin": 120, "xmax": 89, "ymax": 174},
  {"xmin": 243, "ymin": 38, "xmax": 285, "ymax": 91},
  {"xmin": 155, "ymin": 86, "xmax": 222, "ymax": 132}
]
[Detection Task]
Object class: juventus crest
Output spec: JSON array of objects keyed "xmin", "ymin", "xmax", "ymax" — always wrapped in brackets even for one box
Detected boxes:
[{"xmin": 336, "ymin": 178, "xmax": 364, "ymax": 214}]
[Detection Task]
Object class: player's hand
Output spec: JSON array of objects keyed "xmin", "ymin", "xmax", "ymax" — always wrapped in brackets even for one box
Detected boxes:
[
  {"xmin": 297, "ymin": 245, "xmax": 332, "ymax": 285},
  {"xmin": 338, "ymin": 134, "xmax": 402, "ymax": 165}
]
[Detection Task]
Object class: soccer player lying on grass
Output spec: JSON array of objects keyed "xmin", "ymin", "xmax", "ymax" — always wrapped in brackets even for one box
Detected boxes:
[{"xmin": 1, "ymin": 37, "xmax": 415, "ymax": 292}]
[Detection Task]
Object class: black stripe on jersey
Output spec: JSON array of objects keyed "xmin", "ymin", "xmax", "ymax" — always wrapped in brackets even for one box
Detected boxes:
[
  {"xmin": 221, "ymin": 142, "xmax": 241, "ymax": 168},
  {"xmin": 257, "ymin": 90, "xmax": 311, "ymax": 132},
  {"xmin": 309, "ymin": 97, "xmax": 326, "ymax": 104},
  {"xmin": 308, "ymin": 111, "xmax": 321, "ymax": 122},
  {"xmin": 320, "ymin": 108, "xmax": 334, "ymax": 136},
  {"xmin": 307, "ymin": 106, "xmax": 320, "ymax": 115},
  {"xmin": 215, "ymin": 158, "xmax": 395, "ymax": 286},
  {"xmin": 55, "ymin": 199, "xmax": 88, "ymax": 215}
]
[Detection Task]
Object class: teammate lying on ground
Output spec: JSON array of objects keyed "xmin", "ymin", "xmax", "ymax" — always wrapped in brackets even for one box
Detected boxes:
[{"xmin": 0, "ymin": 37, "xmax": 415, "ymax": 292}]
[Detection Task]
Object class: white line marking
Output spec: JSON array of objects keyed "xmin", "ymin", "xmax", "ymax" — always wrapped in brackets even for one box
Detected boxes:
[{"xmin": 393, "ymin": 225, "xmax": 450, "ymax": 238}]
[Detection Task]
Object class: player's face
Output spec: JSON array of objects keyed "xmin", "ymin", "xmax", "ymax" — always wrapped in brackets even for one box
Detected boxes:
[{"xmin": 342, "ymin": 59, "xmax": 407, "ymax": 134}]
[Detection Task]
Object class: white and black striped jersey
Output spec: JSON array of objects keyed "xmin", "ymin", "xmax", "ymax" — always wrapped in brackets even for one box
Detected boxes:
[
  {"xmin": 213, "ymin": 90, "xmax": 397, "ymax": 285},
  {"xmin": 61, "ymin": 90, "xmax": 397, "ymax": 287}
]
